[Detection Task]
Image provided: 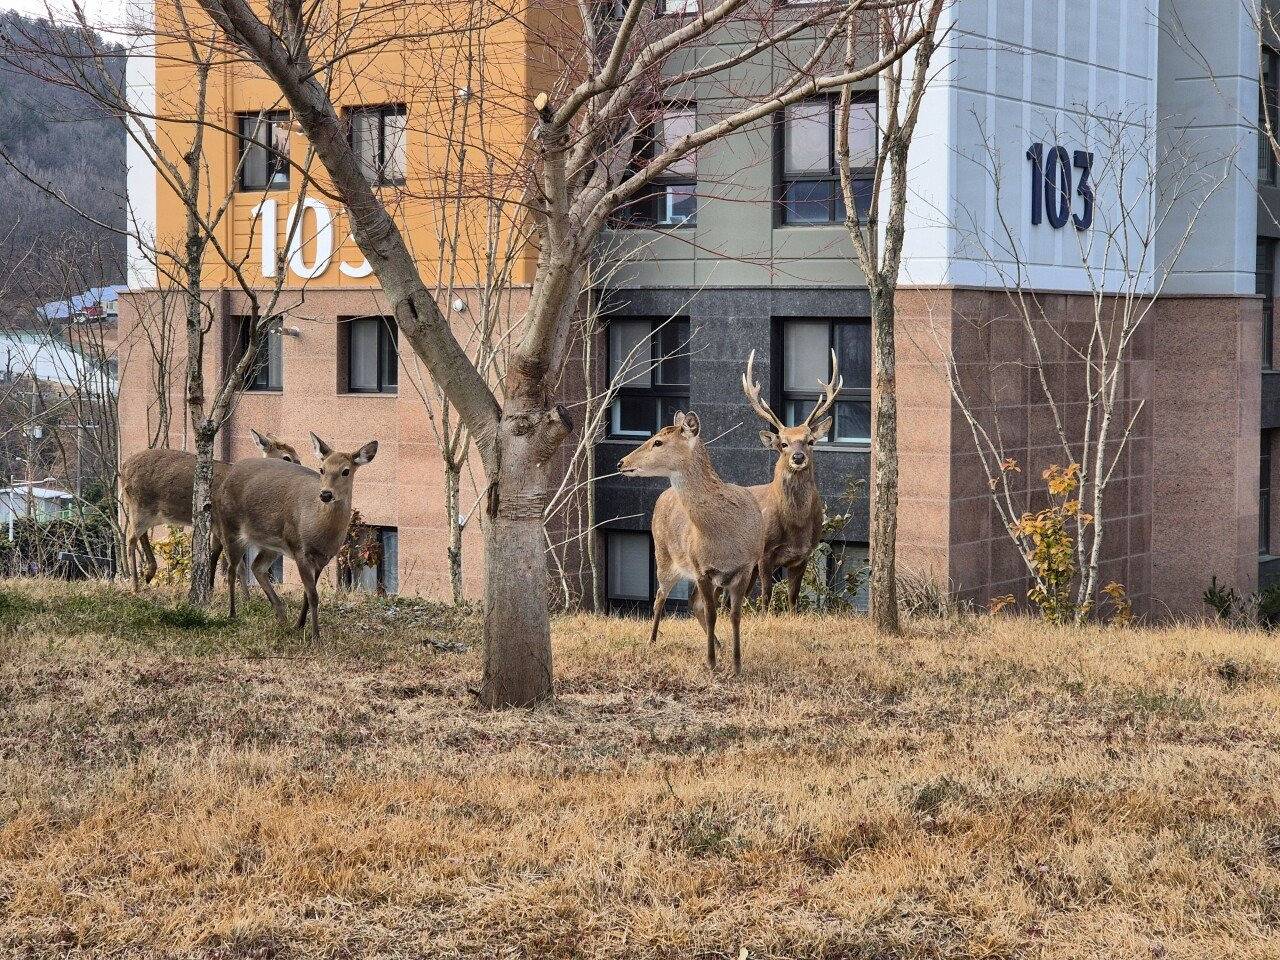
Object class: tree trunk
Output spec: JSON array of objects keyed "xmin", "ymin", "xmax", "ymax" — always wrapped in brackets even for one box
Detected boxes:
[
  {"xmin": 188, "ymin": 423, "xmax": 217, "ymax": 606},
  {"xmin": 479, "ymin": 402, "xmax": 572, "ymax": 708},
  {"xmin": 869, "ymin": 282, "xmax": 901, "ymax": 634},
  {"xmin": 445, "ymin": 458, "xmax": 464, "ymax": 605}
]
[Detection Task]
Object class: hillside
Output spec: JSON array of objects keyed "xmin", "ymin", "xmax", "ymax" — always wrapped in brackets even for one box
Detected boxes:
[
  {"xmin": 2, "ymin": 579, "xmax": 1279, "ymax": 958},
  {"xmin": 0, "ymin": 12, "xmax": 126, "ymax": 308}
]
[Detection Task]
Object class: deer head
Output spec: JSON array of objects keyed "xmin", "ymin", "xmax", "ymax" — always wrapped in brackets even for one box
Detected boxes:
[
  {"xmin": 617, "ymin": 411, "xmax": 702, "ymax": 478},
  {"xmin": 250, "ymin": 428, "xmax": 301, "ymax": 463},
  {"xmin": 310, "ymin": 433, "xmax": 378, "ymax": 505},
  {"xmin": 742, "ymin": 348, "xmax": 841, "ymax": 474}
]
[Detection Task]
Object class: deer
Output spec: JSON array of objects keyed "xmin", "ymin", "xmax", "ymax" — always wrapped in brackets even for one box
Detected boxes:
[
  {"xmin": 214, "ymin": 432, "xmax": 378, "ymax": 640},
  {"xmin": 618, "ymin": 411, "xmax": 764, "ymax": 672},
  {"xmin": 120, "ymin": 429, "xmax": 300, "ymax": 591},
  {"xmin": 741, "ymin": 348, "xmax": 841, "ymax": 612}
]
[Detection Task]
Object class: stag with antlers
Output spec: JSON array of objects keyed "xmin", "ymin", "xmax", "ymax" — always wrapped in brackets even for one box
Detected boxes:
[{"xmin": 742, "ymin": 349, "xmax": 841, "ymax": 612}]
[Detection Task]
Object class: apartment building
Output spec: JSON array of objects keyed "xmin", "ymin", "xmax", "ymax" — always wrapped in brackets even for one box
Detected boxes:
[{"xmin": 121, "ymin": 0, "xmax": 1265, "ymax": 616}]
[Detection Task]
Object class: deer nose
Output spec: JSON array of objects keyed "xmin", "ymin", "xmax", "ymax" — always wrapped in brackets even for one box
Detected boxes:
[
  {"xmin": 791, "ymin": 452, "xmax": 807, "ymax": 465},
  {"xmin": 319, "ymin": 490, "xmax": 334, "ymax": 503},
  {"xmin": 617, "ymin": 460, "xmax": 626, "ymax": 470}
]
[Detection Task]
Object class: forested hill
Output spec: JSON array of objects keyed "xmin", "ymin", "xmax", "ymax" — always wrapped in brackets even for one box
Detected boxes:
[{"xmin": 0, "ymin": 12, "xmax": 126, "ymax": 311}]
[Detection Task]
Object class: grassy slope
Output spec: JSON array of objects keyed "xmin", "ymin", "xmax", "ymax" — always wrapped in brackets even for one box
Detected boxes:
[{"xmin": 2, "ymin": 579, "xmax": 1280, "ymax": 958}]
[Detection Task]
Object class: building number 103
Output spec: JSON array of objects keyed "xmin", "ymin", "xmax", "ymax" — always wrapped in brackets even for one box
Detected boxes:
[{"xmin": 1026, "ymin": 142, "xmax": 1094, "ymax": 231}]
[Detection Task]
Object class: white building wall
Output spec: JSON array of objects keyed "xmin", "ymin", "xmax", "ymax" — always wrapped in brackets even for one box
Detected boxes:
[
  {"xmin": 896, "ymin": 0, "xmax": 1256, "ymax": 296},
  {"xmin": 125, "ymin": 32, "xmax": 158, "ymax": 291}
]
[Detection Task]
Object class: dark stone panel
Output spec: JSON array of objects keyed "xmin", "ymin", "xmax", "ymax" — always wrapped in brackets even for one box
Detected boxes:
[{"xmin": 592, "ymin": 286, "xmax": 872, "ymax": 547}]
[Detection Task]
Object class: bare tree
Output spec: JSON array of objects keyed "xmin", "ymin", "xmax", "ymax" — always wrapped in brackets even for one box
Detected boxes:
[
  {"xmin": 937, "ymin": 112, "xmax": 1230, "ymax": 620},
  {"xmin": 836, "ymin": 0, "xmax": 945, "ymax": 634},
  {"xmin": 163, "ymin": 0, "xmax": 934, "ymax": 705}
]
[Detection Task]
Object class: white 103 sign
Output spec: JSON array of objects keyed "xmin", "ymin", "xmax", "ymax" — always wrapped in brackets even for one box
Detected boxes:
[{"xmin": 251, "ymin": 198, "xmax": 373, "ymax": 280}]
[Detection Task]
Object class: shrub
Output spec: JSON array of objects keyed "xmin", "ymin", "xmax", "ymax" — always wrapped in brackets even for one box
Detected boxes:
[{"xmin": 152, "ymin": 526, "xmax": 192, "ymax": 587}]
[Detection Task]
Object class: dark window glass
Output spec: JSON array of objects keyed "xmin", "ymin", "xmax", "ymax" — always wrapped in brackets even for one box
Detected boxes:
[
  {"xmin": 349, "ymin": 105, "xmax": 407, "ymax": 186},
  {"xmin": 780, "ymin": 318, "xmax": 870, "ymax": 445},
  {"xmin": 1260, "ymin": 239, "xmax": 1276, "ymax": 370},
  {"xmin": 779, "ymin": 95, "xmax": 876, "ymax": 225},
  {"xmin": 608, "ymin": 318, "xmax": 691, "ymax": 438},
  {"xmin": 237, "ymin": 111, "xmax": 290, "ymax": 191},
  {"xmin": 1263, "ymin": 432, "xmax": 1273, "ymax": 555},
  {"xmin": 1262, "ymin": 49, "xmax": 1278, "ymax": 185},
  {"xmin": 345, "ymin": 316, "xmax": 398, "ymax": 394},
  {"xmin": 620, "ymin": 106, "xmax": 697, "ymax": 227},
  {"xmin": 606, "ymin": 530, "xmax": 689, "ymax": 613},
  {"xmin": 233, "ymin": 316, "xmax": 283, "ymax": 391}
]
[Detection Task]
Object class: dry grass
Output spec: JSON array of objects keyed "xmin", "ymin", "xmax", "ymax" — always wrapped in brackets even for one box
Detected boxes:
[{"xmin": 3, "ymin": 579, "xmax": 1280, "ymax": 958}]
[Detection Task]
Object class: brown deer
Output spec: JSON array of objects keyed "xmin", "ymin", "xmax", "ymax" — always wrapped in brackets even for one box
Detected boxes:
[
  {"xmin": 741, "ymin": 349, "xmax": 840, "ymax": 612},
  {"xmin": 618, "ymin": 411, "xmax": 763, "ymax": 672},
  {"xmin": 120, "ymin": 429, "xmax": 299, "ymax": 590},
  {"xmin": 214, "ymin": 432, "xmax": 378, "ymax": 639}
]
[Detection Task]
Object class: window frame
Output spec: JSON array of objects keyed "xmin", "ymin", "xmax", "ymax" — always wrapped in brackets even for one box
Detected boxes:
[
  {"xmin": 775, "ymin": 317, "xmax": 872, "ymax": 448},
  {"xmin": 773, "ymin": 91, "xmax": 877, "ymax": 227},
  {"xmin": 236, "ymin": 110, "xmax": 291, "ymax": 192},
  {"xmin": 604, "ymin": 529, "xmax": 690, "ymax": 613},
  {"xmin": 606, "ymin": 317, "xmax": 691, "ymax": 439},
  {"xmin": 1262, "ymin": 48, "xmax": 1279, "ymax": 186},
  {"xmin": 1260, "ymin": 238, "xmax": 1276, "ymax": 371},
  {"xmin": 343, "ymin": 316, "xmax": 399, "ymax": 395},
  {"xmin": 346, "ymin": 104, "xmax": 408, "ymax": 187},
  {"xmin": 618, "ymin": 103, "xmax": 698, "ymax": 228},
  {"xmin": 231, "ymin": 315, "xmax": 284, "ymax": 392}
]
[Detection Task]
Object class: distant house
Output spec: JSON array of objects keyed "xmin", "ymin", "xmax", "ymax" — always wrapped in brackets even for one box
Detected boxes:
[
  {"xmin": 37, "ymin": 285, "xmax": 128, "ymax": 325},
  {"xmin": 0, "ymin": 329, "xmax": 118, "ymax": 395},
  {"xmin": 0, "ymin": 481, "xmax": 73, "ymax": 529}
]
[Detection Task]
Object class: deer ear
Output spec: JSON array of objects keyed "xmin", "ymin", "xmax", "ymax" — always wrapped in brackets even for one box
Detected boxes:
[
  {"xmin": 250, "ymin": 428, "xmax": 269, "ymax": 453},
  {"xmin": 353, "ymin": 440, "xmax": 379, "ymax": 465},
  {"xmin": 310, "ymin": 432, "xmax": 332, "ymax": 460},
  {"xmin": 809, "ymin": 417, "xmax": 833, "ymax": 441},
  {"xmin": 760, "ymin": 430, "xmax": 780, "ymax": 450},
  {"xmin": 671, "ymin": 411, "xmax": 686, "ymax": 429},
  {"xmin": 682, "ymin": 412, "xmax": 701, "ymax": 437}
]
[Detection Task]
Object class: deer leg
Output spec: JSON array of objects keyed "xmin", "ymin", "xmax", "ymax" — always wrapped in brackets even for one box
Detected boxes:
[
  {"xmin": 786, "ymin": 563, "xmax": 805, "ymax": 612},
  {"xmin": 251, "ymin": 550, "xmax": 287, "ymax": 624},
  {"xmin": 298, "ymin": 563, "xmax": 321, "ymax": 641},
  {"xmin": 729, "ymin": 571, "xmax": 752, "ymax": 674},
  {"xmin": 758, "ymin": 562, "xmax": 774, "ymax": 614},
  {"xmin": 649, "ymin": 569, "xmax": 681, "ymax": 645},
  {"xmin": 697, "ymin": 576, "xmax": 719, "ymax": 670},
  {"xmin": 225, "ymin": 541, "xmax": 244, "ymax": 621},
  {"xmin": 208, "ymin": 537, "xmax": 223, "ymax": 597},
  {"xmin": 138, "ymin": 532, "xmax": 158, "ymax": 586}
]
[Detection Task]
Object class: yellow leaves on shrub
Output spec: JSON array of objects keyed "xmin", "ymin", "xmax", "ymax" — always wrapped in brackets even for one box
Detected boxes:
[{"xmin": 152, "ymin": 526, "xmax": 192, "ymax": 588}]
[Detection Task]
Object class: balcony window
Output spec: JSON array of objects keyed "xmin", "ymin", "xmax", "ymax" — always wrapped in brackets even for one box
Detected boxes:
[
  {"xmin": 344, "ymin": 316, "xmax": 398, "ymax": 394},
  {"xmin": 349, "ymin": 105, "xmax": 407, "ymax": 186},
  {"xmin": 622, "ymin": 106, "xmax": 697, "ymax": 227},
  {"xmin": 778, "ymin": 95, "xmax": 876, "ymax": 225},
  {"xmin": 232, "ymin": 316, "xmax": 283, "ymax": 392},
  {"xmin": 607, "ymin": 318, "xmax": 690, "ymax": 438},
  {"xmin": 780, "ymin": 318, "xmax": 871, "ymax": 445},
  {"xmin": 237, "ymin": 111, "xmax": 290, "ymax": 191},
  {"xmin": 1259, "ymin": 239, "xmax": 1276, "ymax": 370},
  {"xmin": 1262, "ymin": 48, "xmax": 1278, "ymax": 185}
]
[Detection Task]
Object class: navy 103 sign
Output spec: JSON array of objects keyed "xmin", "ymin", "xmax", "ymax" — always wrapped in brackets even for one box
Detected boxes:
[{"xmin": 1026, "ymin": 142, "xmax": 1094, "ymax": 231}]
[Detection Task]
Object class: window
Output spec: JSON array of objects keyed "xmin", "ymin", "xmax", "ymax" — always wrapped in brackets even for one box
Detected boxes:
[
  {"xmin": 813, "ymin": 543, "xmax": 869, "ymax": 611},
  {"xmin": 344, "ymin": 316, "xmax": 398, "ymax": 394},
  {"xmin": 622, "ymin": 106, "xmax": 697, "ymax": 227},
  {"xmin": 237, "ymin": 111, "xmax": 291, "ymax": 191},
  {"xmin": 1261, "ymin": 240, "xmax": 1276, "ymax": 370},
  {"xmin": 1262, "ymin": 48, "xmax": 1278, "ymax": 185},
  {"xmin": 779, "ymin": 318, "xmax": 871, "ymax": 444},
  {"xmin": 777, "ymin": 95, "xmax": 876, "ymax": 225},
  {"xmin": 607, "ymin": 318, "xmax": 690, "ymax": 437},
  {"xmin": 606, "ymin": 530, "xmax": 689, "ymax": 611},
  {"xmin": 232, "ymin": 316, "xmax": 283, "ymax": 392},
  {"xmin": 1264, "ymin": 432, "xmax": 1274, "ymax": 555},
  {"xmin": 349, "ymin": 105, "xmax": 407, "ymax": 186},
  {"xmin": 342, "ymin": 526, "xmax": 399, "ymax": 594}
]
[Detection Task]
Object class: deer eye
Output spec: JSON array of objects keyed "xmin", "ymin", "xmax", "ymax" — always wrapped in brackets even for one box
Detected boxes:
[
  {"xmin": 342, "ymin": 467, "xmax": 351, "ymax": 477},
  {"xmin": 652, "ymin": 440, "xmax": 663, "ymax": 448},
  {"xmin": 318, "ymin": 468, "xmax": 325, "ymax": 476}
]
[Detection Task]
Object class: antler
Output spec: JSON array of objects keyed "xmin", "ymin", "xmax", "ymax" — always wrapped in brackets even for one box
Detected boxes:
[
  {"xmin": 741, "ymin": 349, "xmax": 785, "ymax": 432},
  {"xmin": 805, "ymin": 349, "xmax": 843, "ymax": 428}
]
